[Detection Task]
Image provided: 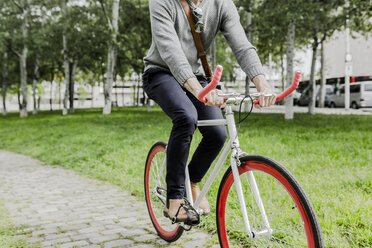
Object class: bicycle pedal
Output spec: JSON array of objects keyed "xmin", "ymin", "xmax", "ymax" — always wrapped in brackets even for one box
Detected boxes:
[
  {"xmin": 170, "ymin": 214, "xmax": 200, "ymax": 226},
  {"xmin": 164, "ymin": 207, "xmax": 200, "ymax": 227},
  {"xmin": 176, "ymin": 221, "xmax": 193, "ymax": 231}
]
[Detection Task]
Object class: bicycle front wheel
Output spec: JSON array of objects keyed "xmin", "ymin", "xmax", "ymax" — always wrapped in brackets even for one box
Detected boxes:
[
  {"xmin": 144, "ymin": 141, "xmax": 184, "ymax": 242},
  {"xmin": 216, "ymin": 155, "xmax": 323, "ymax": 247}
]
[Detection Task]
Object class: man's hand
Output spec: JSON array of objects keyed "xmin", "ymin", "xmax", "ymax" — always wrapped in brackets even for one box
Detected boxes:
[
  {"xmin": 184, "ymin": 77, "xmax": 225, "ymax": 108},
  {"xmin": 204, "ymin": 89, "xmax": 225, "ymax": 108},
  {"xmin": 252, "ymin": 75, "xmax": 276, "ymax": 109}
]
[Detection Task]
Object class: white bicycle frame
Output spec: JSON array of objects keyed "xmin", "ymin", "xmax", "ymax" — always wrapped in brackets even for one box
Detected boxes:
[{"xmin": 155, "ymin": 101, "xmax": 273, "ymax": 239}]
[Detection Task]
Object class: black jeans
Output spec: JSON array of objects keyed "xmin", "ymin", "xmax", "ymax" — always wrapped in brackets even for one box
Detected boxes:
[{"xmin": 143, "ymin": 68, "xmax": 227, "ymax": 205}]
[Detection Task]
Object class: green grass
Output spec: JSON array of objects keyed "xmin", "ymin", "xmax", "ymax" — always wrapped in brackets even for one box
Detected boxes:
[
  {"xmin": 0, "ymin": 200, "xmax": 37, "ymax": 248},
  {"xmin": 0, "ymin": 107, "xmax": 371, "ymax": 247}
]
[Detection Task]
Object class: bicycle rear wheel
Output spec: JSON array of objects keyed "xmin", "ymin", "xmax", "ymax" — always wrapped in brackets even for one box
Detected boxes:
[
  {"xmin": 216, "ymin": 155, "xmax": 323, "ymax": 247},
  {"xmin": 144, "ymin": 141, "xmax": 184, "ymax": 242}
]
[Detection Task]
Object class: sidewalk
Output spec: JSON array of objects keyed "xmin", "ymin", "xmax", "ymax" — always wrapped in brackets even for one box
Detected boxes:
[{"xmin": 0, "ymin": 151, "xmax": 218, "ymax": 248}]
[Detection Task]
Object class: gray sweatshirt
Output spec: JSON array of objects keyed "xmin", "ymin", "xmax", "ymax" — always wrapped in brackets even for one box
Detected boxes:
[{"xmin": 143, "ymin": 0, "xmax": 265, "ymax": 86}]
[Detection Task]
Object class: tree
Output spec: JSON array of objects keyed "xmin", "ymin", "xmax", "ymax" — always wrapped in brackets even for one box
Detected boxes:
[
  {"xmin": 27, "ymin": 3, "xmax": 50, "ymax": 114},
  {"xmin": 61, "ymin": 0, "xmax": 70, "ymax": 115},
  {"xmin": 284, "ymin": 21, "xmax": 295, "ymax": 120},
  {"xmin": 0, "ymin": 13, "xmax": 8, "ymax": 116},
  {"xmin": 307, "ymin": 0, "xmax": 347, "ymax": 114},
  {"xmin": 308, "ymin": 19, "xmax": 319, "ymax": 115},
  {"xmin": 59, "ymin": 0, "xmax": 107, "ymax": 114},
  {"xmin": 0, "ymin": 12, "xmax": 20, "ymax": 116},
  {"xmin": 347, "ymin": 0, "xmax": 372, "ymax": 34},
  {"xmin": 1, "ymin": 0, "xmax": 53, "ymax": 117},
  {"xmin": 1, "ymin": 51, "xmax": 8, "ymax": 116},
  {"xmin": 8, "ymin": 0, "xmax": 32, "ymax": 117},
  {"xmin": 31, "ymin": 53, "xmax": 39, "ymax": 114},
  {"xmin": 102, "ymin": 0, "xmax": 120, "ymax": 115},
  {"xmin": 254, "ymin": 0, "xmax": 309, "ymax": 119},
  {"xmin": 253, "ymin": 0, "xmax": 349, "ymax": 116}
]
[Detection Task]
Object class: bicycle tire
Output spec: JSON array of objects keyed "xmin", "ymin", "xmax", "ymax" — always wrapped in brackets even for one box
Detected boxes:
[
  {"xmin": 144, "ymin": 141, "xmax": 184, "ymax": 242},
  {"xmin": 216, "ymin": 155, "xmax": 323, "ymax": 247}
]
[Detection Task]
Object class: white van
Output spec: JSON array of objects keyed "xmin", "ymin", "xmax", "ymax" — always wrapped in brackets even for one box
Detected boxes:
[
  {"xmin": 329, "ymin": 81, "xmax": 372, "ymax": 108},
  {"xmin": 298, "ymin": 85, "xmax": 334, "ymax": 107}
]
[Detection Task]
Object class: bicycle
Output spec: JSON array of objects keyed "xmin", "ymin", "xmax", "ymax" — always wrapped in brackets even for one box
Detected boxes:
[{"xmin": 144, "ymin": 66, "xmax": 323, "ymax": 247}]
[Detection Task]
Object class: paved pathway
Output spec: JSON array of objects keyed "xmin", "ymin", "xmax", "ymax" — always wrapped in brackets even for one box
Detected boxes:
[{"xmin": 0, "ymin": 151, "xmax": 218, "ymax": 248}]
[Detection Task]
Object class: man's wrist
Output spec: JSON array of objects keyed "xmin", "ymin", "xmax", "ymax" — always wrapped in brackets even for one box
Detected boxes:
[
  {"xmin": 184, "ymin": 77, "xmax": 203, "ymax": 97},
  {"xmin": 252, "ymin": 74, "xmax": 270, "ymax": 92}
]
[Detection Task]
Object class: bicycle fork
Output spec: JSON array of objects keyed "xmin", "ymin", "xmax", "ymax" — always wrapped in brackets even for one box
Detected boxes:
[
  {"xmin": 226, "ymin": 108, "xmax": 272, "ymax": 239},
  {"xmin": 230, "ymin": 156, "xmax": 272, "ymax": 238}
]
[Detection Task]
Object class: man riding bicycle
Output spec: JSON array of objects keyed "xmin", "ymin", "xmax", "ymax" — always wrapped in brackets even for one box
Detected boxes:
[{"xmin": 142, "ymin": 0, "xmax": 276, "ymax": 223}]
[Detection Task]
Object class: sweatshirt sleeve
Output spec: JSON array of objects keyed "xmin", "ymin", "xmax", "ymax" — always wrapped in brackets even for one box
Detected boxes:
[
  {"xmin": 149, "ymin": 0, "xmax": 195, "ymax": 85},
  {"xmin": 219, "ymin": 0, "xmax": 265, "ymax": 80}
]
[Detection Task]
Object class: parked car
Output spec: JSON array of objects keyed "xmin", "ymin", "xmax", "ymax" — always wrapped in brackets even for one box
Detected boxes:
[
  {"xmin": 292, "ymin": 90, "xmax": 301, "ymax": 105},
  {"xmin": 329, "ymin": 81, "xmax": 372, "ymax": 108},
  {"xmin": 297, "ymin": 85, "xmax": 334, "ymax": 107}
]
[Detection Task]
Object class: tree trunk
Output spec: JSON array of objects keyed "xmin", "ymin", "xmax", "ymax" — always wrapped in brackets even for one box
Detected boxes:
[
  {"xmin": 69, "ymin": 59, "xmax": 77, "ymax": 113},
  {"xmin": 268, "ymin": 52, "xmax": 273, "ymax": 87},
  {"xmin": 280, "ymin": 44, "xmax": 285, "ymax": 91},
  {"xmin": 121, "ymin": 80, "xmax": 125, "ymax": 107},
  {"xmin": 103, "ymin": 0, "xmax": 120, "ymax": 115},
  {"xmin": 62, "ymin": 0, "xmax": 70, "ymax": 116},
  {"xmin": 19, "ymin": 3, "xmax": 29, "ymax": 118},
  {"xmin": 284, "ymin": 21, "xmax": 295, "ymax": 120},
  {"xmin": 319, "ymin": 40, "xmax": 326, "ymax": 108},
  {"xmin": 137, "ymin": 76, "xmax": 140, "ymax": 106},
  {"xmin": 20, "ymin": 47, "xmax": 28, "ymax": 117},
  {"xmin": 91, "ymin": 83, "xmax": 94, "ymax": 108},
  {"xmin": 244, "ymin": 0, "xmax": 252, "ymax": 112},
  {"xmin": 2, "ymin": 51, "xmax": 8, "ymax": 116},
  {"xmin": 32, "ymin": 54, "xmax": 39, "ymax": 115},
  {"xmin": 211, "ymin": 38, "xmax": 216, "ymax": 71},
  {"xmin": 114, "ymin": 83, "xmax": 118, "ymax": 106},
  {"xmin": 308, "ymin": 39, "xmax": 318, "ymax": 115},
  {"xmin": 133, "ymin": 83, "xmax": 136, "ymax": 106},
  {"xmin": 114, "ymin": 73, "xmax": 118, "ymax": 107},
  {"xmin": 59, "ymin": 79, "xmax": 61, "ymax": 109},
  {"xmin": 50, "ymin": 67, "xmax": 54, "ymax": 111},
  {"xmin": 244, "ymin": 77, "xmax": 250, "ymax": 100},
  {"xmin": 17, "ymin": 89, "xmax": 21, "ymax": 110}
]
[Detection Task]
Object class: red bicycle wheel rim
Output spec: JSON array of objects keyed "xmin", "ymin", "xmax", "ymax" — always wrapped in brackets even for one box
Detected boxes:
[
  {"xmin": 145, "ymin": 145, "xmax": 181, "ymax": 238},
  {"xmin": 218, "ymin": 161, "xmax": 316, "ymax": 248}
]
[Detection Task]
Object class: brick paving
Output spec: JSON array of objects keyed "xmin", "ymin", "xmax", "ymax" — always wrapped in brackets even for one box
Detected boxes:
[{"xmin": 0, "ymin": 150, "xmax": 219, "ymax": 248}]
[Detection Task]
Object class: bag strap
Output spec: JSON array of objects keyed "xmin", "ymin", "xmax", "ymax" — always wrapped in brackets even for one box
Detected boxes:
[{"xmin": 179, "ymin": 0, "xmax": 212, "ymax": 81}]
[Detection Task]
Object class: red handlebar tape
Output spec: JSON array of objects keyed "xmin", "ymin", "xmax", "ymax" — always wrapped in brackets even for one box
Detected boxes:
[
  {"xmin": 197, "ymin": 66, "xmax": 301, "ymax": 105},
  {"xmin": 253, "ymin": 71, "xmax": 301, "ymax": 105},
  {"xmin": 198, "ymin": 65, "xmax": 223, "ymax": 103}
]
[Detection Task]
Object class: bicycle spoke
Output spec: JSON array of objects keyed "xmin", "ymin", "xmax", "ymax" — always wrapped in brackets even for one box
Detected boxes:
[{"xmin": 271, "ymin": 236, "xmax": 306, "ymax": 248}]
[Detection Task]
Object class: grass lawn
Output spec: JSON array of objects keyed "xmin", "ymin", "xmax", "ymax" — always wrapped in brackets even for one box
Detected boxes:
[
  {"xmin": 0, "ymin": 107, "xmax": 371, "ymax": 247},
  {"xmin": 0, "ymin": 199, "xmax": 38, "ymax": 248}
]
